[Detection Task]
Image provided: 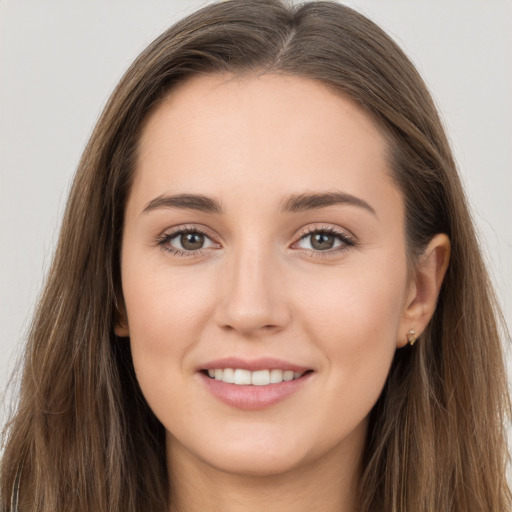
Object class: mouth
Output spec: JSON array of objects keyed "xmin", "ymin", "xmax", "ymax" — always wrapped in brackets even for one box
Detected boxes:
[
  {"xmin": 198, "ymin": 358, "xmax": 314, "ymax": 410},
  {"xmin": 201, "ymin": 368, "xmax": 312, "ymax": 386}
]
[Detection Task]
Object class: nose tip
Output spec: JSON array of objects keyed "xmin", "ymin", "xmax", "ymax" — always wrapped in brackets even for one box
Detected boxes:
[
  {"xmin": 219, "ymin": 306, "xmax": 285, "ymax": 337},
  {"xmin": 214, "ymin": 251, "xmax": 290, "ymax": 337}
]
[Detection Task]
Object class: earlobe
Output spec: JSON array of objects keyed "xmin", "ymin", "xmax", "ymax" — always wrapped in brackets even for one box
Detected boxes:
[
  {"xmin": 114, "ymin": 305, "xmax": 130, "ymax": 338},
  {"xmin": 397, "ymin": 233, "xmax": 451, "ymax": 347},
  {"xmin": 114, "ymin": 321, "xmax": 130, "ymax": 338}
]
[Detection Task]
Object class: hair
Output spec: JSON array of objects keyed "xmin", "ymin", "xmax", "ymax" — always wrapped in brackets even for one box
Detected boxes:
[{"xmin": 1, "ymin": 0, "xmax": 510, "ymax": 510}]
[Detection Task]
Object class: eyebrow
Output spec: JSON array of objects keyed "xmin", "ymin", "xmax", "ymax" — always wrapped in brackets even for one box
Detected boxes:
[
  {"xmin": 142, "ymin": 194, "xmax": 222, "ymax": 214},
  {"xmin": 141, "ymin": 190, "xmax": 376, "ymax": 216},
  {"xmin": 280, "ymin": 191, "xmax": 376, "ymax": 216}
]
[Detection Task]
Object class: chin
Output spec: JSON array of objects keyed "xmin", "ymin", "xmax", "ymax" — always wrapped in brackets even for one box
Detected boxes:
[
  {"xmin": 168, "ymin": 427, "xmax": 312, "ymax": 478},
  {"xmin": 203, "ymin": 448, "xmax": 307, "ymax": 478}
]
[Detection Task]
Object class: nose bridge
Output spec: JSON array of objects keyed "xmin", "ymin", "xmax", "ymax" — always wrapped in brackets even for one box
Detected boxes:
[{"xmin": 216, "ymin": 237, "xmax": 289, "ymax": 335}]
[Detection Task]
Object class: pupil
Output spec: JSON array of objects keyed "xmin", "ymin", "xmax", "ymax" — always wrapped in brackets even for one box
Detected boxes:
[
  {"xmin": 311, "ymin": 233, "xmax": 334, "ymax": 250},
  {"xmin": 181, "ymin": 232, "xmax": 204, "ymax": 250}
]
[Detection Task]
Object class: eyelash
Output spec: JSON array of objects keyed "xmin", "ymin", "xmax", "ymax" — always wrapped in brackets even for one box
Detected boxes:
[
  {"xmin": 293, "ymin": 225, "xmax": 356, "ymax": 257},
  {"xmin": 155, "ymin": 224, "xmax": 356, "ymax": 258},
  {"xmin": 155, "ymin": 225, "xmax": 215, "ymax": 257}
]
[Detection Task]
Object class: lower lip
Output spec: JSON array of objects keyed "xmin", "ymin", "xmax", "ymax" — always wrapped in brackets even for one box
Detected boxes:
[{"xmin": 199, "ymin": 372, "xmax": 312, "ymax": 410}]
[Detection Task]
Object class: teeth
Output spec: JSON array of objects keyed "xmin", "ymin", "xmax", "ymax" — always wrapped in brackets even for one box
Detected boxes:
[
  {"xmin": 251, "ymin": 370, "xmax": 269, "ymax": 386},
  {"xmin": 207, "ymin": 368, "xmax": 305, "ymax": 385},
  {"xmin": 283, "ymin": 370, "xmax": 294, "ymax": 381},
  {"xmin": 234, "ymin": 369, "xmax": 251, "ymax": 385},
  {"xmin": 269, "ymin": 369, "xmax": 283, "ymax": 383},
  {"xmin": 222, "ymin": 368, "xmax": 234, "ymax": 383}
]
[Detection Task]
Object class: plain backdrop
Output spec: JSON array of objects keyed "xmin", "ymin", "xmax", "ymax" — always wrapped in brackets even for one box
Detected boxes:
[{"xmin": 1, "ymin": 0, "xmax": 511, "ymax": 429}]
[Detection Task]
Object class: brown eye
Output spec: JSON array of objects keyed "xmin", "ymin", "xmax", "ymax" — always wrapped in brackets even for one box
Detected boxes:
[
  {"xmin": 158, "ymin": 229, "xmax": 218, "ymax": 254},
  {"xmin": 180, "ymin": 232, "xmax": 205, "ymax": 250},
  {"xmin": 294, "ymin": 228, "xmax": 354, "ymax": 254},
  {"xmin": 310, "ymin": 233, "xmax": 335, "ymax": 250}
]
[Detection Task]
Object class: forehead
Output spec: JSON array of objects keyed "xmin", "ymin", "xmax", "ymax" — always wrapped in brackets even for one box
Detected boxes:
[{"xmin": 131, "ymin": 73, "xmax": 398, "ymax": 214}]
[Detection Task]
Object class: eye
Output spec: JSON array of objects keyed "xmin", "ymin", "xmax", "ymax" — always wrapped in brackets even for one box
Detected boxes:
[
  {"xmin": 300, "ymin": 232, "xmax": 340, "ymax": 251},
  {"xmin": 156, "ymin": 227, "xmax": 219, "ymax": 255},
  {"xmin": 293, "ymin": 226, "xmax": 355, "ymax": 254},
  {"xmin": 176, "ymin": 232, "xmax": 208, "ymax": 251}
]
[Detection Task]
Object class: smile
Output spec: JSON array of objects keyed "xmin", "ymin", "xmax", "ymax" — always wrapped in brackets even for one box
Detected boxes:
[
  {"xmin": 206, "ymin": 368, "xmax": 305, "ymax": 385},
  {"xmin": 199, "ymin": 358, "xmax": 313, "ymax": 410}
]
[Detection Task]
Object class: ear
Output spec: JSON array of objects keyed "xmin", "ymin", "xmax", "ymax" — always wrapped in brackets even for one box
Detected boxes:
[
  {"xmin": 114, "ymin": 302, "xmax": 130, "ymax": 338},
  {"xmin": 397, "ymin": 233, "xmax": 451, "ymax": 348}
]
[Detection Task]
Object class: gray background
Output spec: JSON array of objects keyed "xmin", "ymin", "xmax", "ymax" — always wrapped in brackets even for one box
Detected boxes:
[{"xmin": 1, "ymin": 0, "xmax": 511, "ymax": 429}]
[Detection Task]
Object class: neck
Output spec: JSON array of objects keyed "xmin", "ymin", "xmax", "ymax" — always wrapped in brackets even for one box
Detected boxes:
[{"xmin": 166, "ymin": 432, "xmax": 364, "ymax": 512}]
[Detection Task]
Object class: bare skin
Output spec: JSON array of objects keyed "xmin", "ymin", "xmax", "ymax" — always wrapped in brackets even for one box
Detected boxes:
[
  {"xmin": 117, "ymin": 73, "xmax": 450, "ymax": 512},
  {"xmin": 167, "ymin": 428, "xmax": 362, "ymax": 512}
]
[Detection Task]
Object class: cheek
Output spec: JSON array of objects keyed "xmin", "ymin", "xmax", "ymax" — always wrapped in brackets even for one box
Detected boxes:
[
  {"xmin": 123, "ymin": 254, "xmax": 215, "ymax": 331},
  {"xmin": 121, "ymin": 256, "xmax": 217, "ymax": 386},
  {"xmin": 291, "ymin": 251, "xmax": 408, "ymax": 405},
  {"xmin": 295, "ymin": 255, "xmax": 407, "ymax": 343}
]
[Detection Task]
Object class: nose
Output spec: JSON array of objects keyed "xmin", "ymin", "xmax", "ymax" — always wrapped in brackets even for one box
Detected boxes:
[{"xmin": 214, "ymin": 243, "xmax": 291, "ymax": 337}]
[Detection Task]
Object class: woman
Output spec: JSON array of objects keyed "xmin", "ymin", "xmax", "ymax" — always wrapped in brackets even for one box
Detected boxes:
[{"xmin": 1, "ymin": 0, "xmax": 510, "ymax": 510}]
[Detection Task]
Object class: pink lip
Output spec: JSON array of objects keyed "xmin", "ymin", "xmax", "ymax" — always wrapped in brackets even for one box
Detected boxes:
[
  {"xmin": 197, "ymin": 357, "xmax": 313, "ymax": 410},
  {"xmin": 199, "ymin": 357, "xmax": 310, "ymax": 373}
]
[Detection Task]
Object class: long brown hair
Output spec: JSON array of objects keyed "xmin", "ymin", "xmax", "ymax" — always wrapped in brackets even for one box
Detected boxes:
[{"xmin": 2, "ymin": 1, "xmax": 510, "ymax": 510}]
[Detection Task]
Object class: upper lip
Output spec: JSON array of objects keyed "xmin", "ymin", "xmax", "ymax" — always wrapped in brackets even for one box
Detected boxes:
[{"xmin": 199, "ymin": 357, "xmax": 311, "ymax": 373}]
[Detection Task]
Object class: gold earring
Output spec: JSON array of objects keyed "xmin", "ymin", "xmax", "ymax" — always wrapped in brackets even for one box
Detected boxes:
[{"xmin": 406, "ymin": 328, "xmax": 417, "ymax": 346}]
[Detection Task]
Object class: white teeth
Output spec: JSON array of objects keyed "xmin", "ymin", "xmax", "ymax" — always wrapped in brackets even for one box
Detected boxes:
[
  {"xmin": 283, "ymin": 370, "xmax": 294, "ymax": 381},
  {"xmin": 206, "ymin": 368, "xmax": 305, "ymax": 385},
  {"xmin": 269, "ymin": 369, "xmax": 283, "ymax": 383},
  {"xmin": 234, "ymin": 369, "xmax": 252, "ymax": 385},
  {"xmin": 222, "ymin": 368, "xmax": 234, "ymax": 383},
  {"xmin": 251, "ymin": 369, "xmax": 270, "ymax": 386}
]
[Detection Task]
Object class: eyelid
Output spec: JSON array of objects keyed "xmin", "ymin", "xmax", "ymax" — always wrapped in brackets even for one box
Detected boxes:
[
  {"xmin": 154, "ymin": 222, "xmax": 356, "ymax": 258},
  {"xmin": 290, "ymin": 224, "xmax": 357, "ymax": 255},
  {"xmin": 155, "ymin": 224, "xmax": 222, "ymax": 256}
]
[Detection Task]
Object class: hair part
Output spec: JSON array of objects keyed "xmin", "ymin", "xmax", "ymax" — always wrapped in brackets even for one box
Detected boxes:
[{"xmin": 2, "ymin": 1, "xmax": 510, "ymax": 510}]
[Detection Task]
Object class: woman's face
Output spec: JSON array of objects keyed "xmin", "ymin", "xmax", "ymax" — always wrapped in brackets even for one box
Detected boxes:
[{"xmin": 119, "ymin": 73, "xmax": 414, "ymax": 477}]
